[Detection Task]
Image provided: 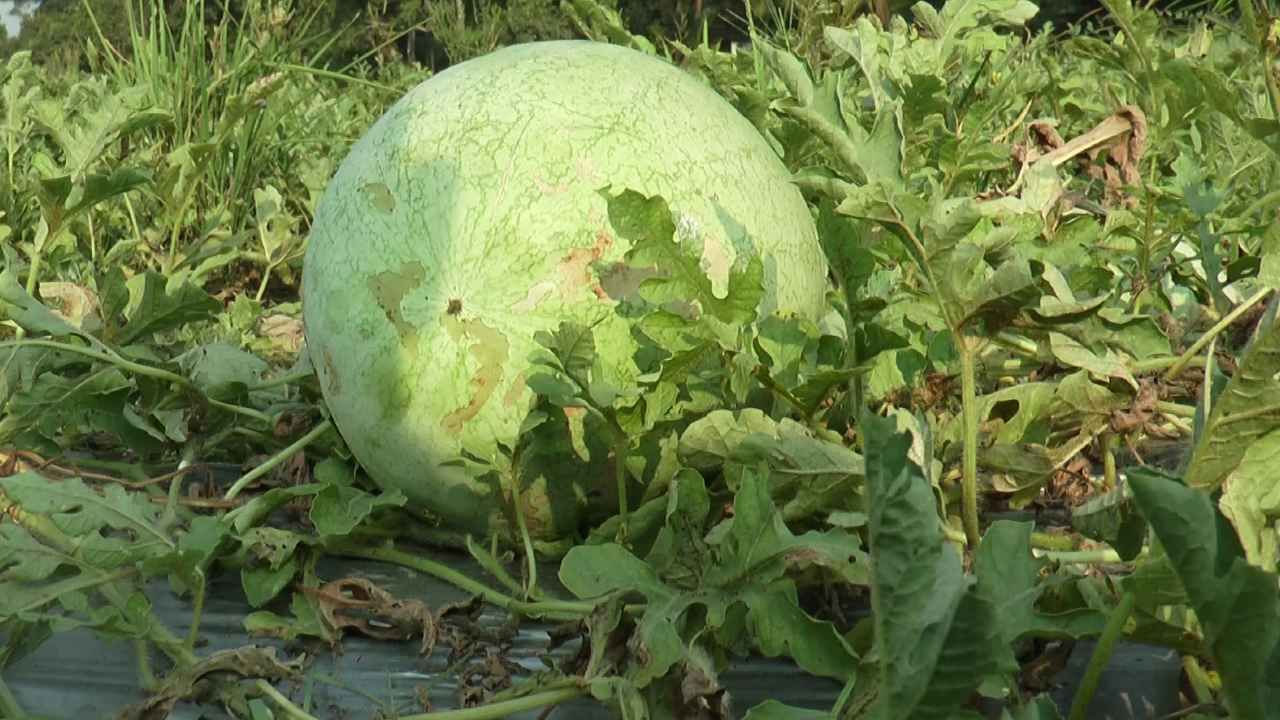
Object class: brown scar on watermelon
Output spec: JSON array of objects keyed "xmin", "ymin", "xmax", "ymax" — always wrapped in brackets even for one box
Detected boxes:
[
  {"xmin": 556, "ymin": 229, "xmax": 613, "ymax": 300},
  {"xmin": 322, "ymin": 348, "xmax": 341, "ymax": 395},
  {"xmin": 367, "ymin": 261, "xmax": 427, "ymax": 361},
  {"xmin": 503, "ymin": 370, "xmax": 528, "ymax": 408},
  {"xmin": 440, "ymin": 315, "xmax": 509, "ymax": 435}
]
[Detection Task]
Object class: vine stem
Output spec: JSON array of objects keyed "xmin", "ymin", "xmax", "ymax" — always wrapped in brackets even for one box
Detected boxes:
[
  {"xmin": 0, "ymin": 338, "xmax": 185, "ymax": 385},
  {"xmin": 321, "ymin": 538, "xmax": 594, "ymax": 621},
  {"xmin": 1163, "ymin": 287, "xmax": 1272, "ymax": 383},
  {"xmin": 1035, "ymin": 549, "xmax": 1125, "ymax": 564},
  {"xmin": 248, "ymin": 366, "xmax": 317, "ymax": 391},
  {"xmin": 0, "ymin": 673, "xmax": 24, "ymax": 719},
  {"xmin": 959, "ymin": 339, "xmax": 981, "ymax": 547},
  {"xmin": 397, "ymin": 686, "xmax": 587, "ymax": 720},
  {"xmin": 255, "ymin": 680, "xmax": 319, "ymax": 720},
  {"xmin": 1182, "ymin": 656, "xmax": 1216, "ymax": 705},
  {"xmin": 506, "ymin": 447, "xmax": 539, "ymax": 600},
  {"xmin": 185, "ymin": 570, "xmax": 207, "ymax": 652},
  {"xmin": 1130, "ymin": 356, "xmax": 1204, "ymax": 373},
  {"xmin": 944, "ymin": 523, "xmax": 1112, "ymax": 556},
  {"xmin": 1068, "ymin": 590, "xmax": 1136, "ymax": 720},
  {"xmin": 223, "ymin": 419, "xmax": 332, "ymax": 499},
  {"xmin": 613, "ymin": 429, "xmax": 630, "ymax": 544},
  {"xmin": 1102, "ymin": 432, "xmax": 1118, "ymax": 491}
]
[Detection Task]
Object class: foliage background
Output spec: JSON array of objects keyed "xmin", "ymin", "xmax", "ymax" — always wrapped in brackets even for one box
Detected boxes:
[{"xmin": 0, "ymin": 0, "xmax": 1278, "ymax": 718}]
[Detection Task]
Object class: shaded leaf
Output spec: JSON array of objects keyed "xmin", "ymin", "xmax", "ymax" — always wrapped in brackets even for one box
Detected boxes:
[
  {"xmin": 1128, "ymin": 470, "xmax": 1280, "ymax": 719},
  {"xmin": 863, "ymin": 411, "xmax": 1009, "ymax": 718},
  {"xmin": 309, "ymin": 484, "xmax": 407, "ymax": 538}
]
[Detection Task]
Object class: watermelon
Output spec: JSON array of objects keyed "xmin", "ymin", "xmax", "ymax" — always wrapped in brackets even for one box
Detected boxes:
[{"xmin": 302, "ymin": 40, "xmax": 828, "ymax": 540}]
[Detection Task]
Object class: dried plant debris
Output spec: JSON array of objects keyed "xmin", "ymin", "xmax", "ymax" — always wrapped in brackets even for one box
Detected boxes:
[
  {"xmin": 303, "ymin": 576, "xmax": 437, "ymax": 654},
  {"xmin": 118, "ymin": 647, "xmax": 304, "ymax": 720}
]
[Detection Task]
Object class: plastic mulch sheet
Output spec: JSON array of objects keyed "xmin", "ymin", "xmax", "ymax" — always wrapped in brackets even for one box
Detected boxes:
[{"xmin": 4, "ymin": 553, "xmax": 845, "ymax": 718}]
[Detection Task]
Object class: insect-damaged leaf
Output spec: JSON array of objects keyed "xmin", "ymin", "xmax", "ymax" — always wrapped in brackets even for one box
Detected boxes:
[{"xmin": 602, "ymin": 188, "xmax": 764, "ymax": 326}]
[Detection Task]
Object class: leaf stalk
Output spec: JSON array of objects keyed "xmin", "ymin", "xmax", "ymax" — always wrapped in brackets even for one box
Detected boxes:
[
  {"xmin": 959, "ymin": 339, "xmax": 981, "ymax": 547},
  {"xmin": 1163, "ymin": 287, "xmax": 1272, "ymax": 383},
  {"xmin": 223, "ymin": 419, "xmax": 332, "ymax": 499},
  {"xmin": 321, "ymin": 539, "xmax": 594, "ymax": 621},
  {"xmin": 1068, "ymin": 590, "xmax": 1136, "ymax": 720}
]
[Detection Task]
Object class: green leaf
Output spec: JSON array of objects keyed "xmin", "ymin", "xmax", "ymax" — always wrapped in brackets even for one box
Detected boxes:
[
  {"xmin": 0, "ymin": 524, "xmax": 76, "ymax": 582},
  {"xmin": 1072, "ymin": 487, "xmax": 1147, "ymax": 561},
  {"xmin": 816, "ymin": 200, "xmax": 876, "ymax": 300},
  {"xmin": 140, "ymin": 515, "xmax": 232, "ymax": 594},
  {"xmin": 754, "ymin": 39, "xmax": 815, "ymax": 106},
  {"xmin": 1260, "ymin": 222, "xmax": 1280, "ymax": 292},
  {"xmin": 225, "ymin": 484, "xmax": 327, "ymax": 534},
  {"xmin": 241, "ymin": 556, "xmax": 300, "ymax": 609},
  {"xmin": 176, "ymin": 342, "xmax": 269, "ymax": 401},
  {"xmin": 309, "ymin": 484, "xmax": 406, "ymax": 538},
  {"xmin": 1055, "ymin": 370, "xmax": 1129, "ymax": 417},
  {"xmin": 743, "ymin": 700, "xmax": 832, "ymax": 720},
  {"xmin": 755, "ymin": 314, "xmax": 818, "ymax": 389},
  {"xmin": 679, "ymin": 409, "xmax": 864, "ymax": 486},
  {"xmin": 564, "ymin": 468, "xmax": 862, "ymax": 688},
  {"xmin": 1, "ymin": 362, "xmax": 165, "ymax": 454},
  {"xmin": 862, "ymin": 412, "xmax": 1009, "ymax": 718},
  {"xmin": 974, "ymin": 381, "xmax": 1057, "ymax": 445},
  {"xmin": 1216, "ymin": 426, "xmax": 1280, "ymax": 570},
  {"xmin": 0, "ymin": 473, "xmax": 173, "ymax": 552},
  {"xmin": 0, "ymin": 262, "xmax": 82, "ymax": 338},
  {"xmin": 118, "ymin": 271, "xmax": 221, "ymax": 345},
  {"xmin": 1029, "ymin": 264, "xmax": 1111, "ymax": 324},
  {"xmin": 254, "ymin": 184, "xmax": 300, "ymax": 265},
  {"xmin": 703, "ymin": 467, "xmax": 865, "ymax": 597},
  {"xmin": 744, "ymin": 580, "xmax": 859, "ymax": 681},
  {"xmin": 243, "ymin": 591, "xmax": 332, "ymax": 643},
  {"xmin": 533, "ymin": 321, "xmax": 598, "ymax": 385},
  {"xmin": 644, "ymin": 469, "xmax": 712, "ymax": 581},
  {"xmin": 1048, "ymin": 331, "xmax": 1139, "ymax": 391},
  {"xmin": 1185, "ymin": 308, "xmax": 1280, "ymax": 489},
  {"xmin": 560, "ymin": 543, "xmax": 672, "ymax": 603},
  {"xmin": 915, "ymin": 0, "xmax": 1040, "ymax": 58},
  {"xmin": 975, "ymin": 521, "xmax": 1106, "ymax": 641},
  {"xmin": 602, "ymin": 188, "xmax": 764, "ymax": 325},
  {"xmin": 31, "ymin": 85, "xmax": 168, "ymax": 181},
  {"xmin": 1128, "ymin": 469, "xmax": 1280, "ymax": 719},
  {"xmin": 1002, "ymin": 695, "xmax": 1064, "ymax": 720},
  {"xmin": 38, "ymin": 167, "xmax": 152, "ymax": 219},
  {"xmin": 952, "ymin": 255, "xmax": 1043, "ymax": 332},
  {"xmin": 588, "ymin": 676, "xmax": 650, "ymax": 720}
]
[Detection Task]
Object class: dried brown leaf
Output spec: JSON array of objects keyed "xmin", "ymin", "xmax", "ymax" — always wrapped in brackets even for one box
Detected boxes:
[
  {"xmin": 258, "ymin": 313, "xmax": 304, "ymax": 353},
  {"xmin": 304, "ymin": 576, "xmax": 437, "ymax": 655},
  {"xmin": 116, "ymin": 646, "xmax": 304, "ymax": 720},
  {"xmin": 1081, "ymin": 105, "xmax": 1148, "ymax": 208},
  {"xmin": 38, "ymin": 281, "xmax": 102, "ymax": 331}
]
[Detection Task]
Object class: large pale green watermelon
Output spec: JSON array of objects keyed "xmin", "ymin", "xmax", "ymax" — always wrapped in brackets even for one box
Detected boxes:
[{"xmin": 302, "ymin": 40, "xmax": 827, "ymax": 540}]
